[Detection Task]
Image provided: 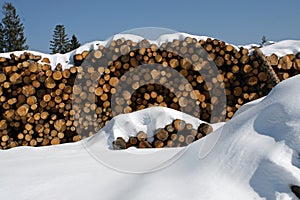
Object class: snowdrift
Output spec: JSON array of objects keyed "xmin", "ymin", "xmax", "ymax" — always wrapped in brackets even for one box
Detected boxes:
[{"xmin": 1, "ymin": 75, "xmax": 300, "ymax": 200}]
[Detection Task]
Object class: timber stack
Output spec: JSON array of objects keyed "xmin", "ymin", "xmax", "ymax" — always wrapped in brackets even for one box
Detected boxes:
[
  {"xmin": 0, "ymin": 37, "xmax": 299, "ymax": 149},
  {"xmin": 113, "ymin": 119, "xmax": 213, "ymax": 149},
  {"xmin": 265, "ymin": 52, "xmax": 300, "ymax": 81}
]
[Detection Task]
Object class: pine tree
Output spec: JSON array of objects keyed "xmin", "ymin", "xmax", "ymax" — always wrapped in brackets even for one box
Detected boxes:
[
  {"xmin": 260, "ymin": 35, "xmax": 267, "ymax": 46},
  {"xmin": 2, "ymin": 2, "xmax": 28, "ymax": 52},
  {"xmin": 50, "ymin": 24, "xmax": 70, "ymax": 54},
  {"xmin": 67, "ymin": 34, "xmax": 80, "ymax": 51},
  {"xmin": 0, "ymin": 23, "xmax": 4, "ymax": 53}
]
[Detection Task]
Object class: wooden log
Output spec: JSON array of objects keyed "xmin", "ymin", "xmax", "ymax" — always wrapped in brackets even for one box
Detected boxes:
[
  {"xmin": 153, "ymin": 140, "xmax": 164, "ymax": 148},
  {"xmin": 173, "ymin": 119, "xmax": 186, "ymax": 132},
  {"xmin": 9, "ymin": 73, "xmax": 21, "ymax": 84},
  {"xmin": 198, "ymin": 123, "xmax": 213, "ymax": 135},
  {"xmin": 177, "ymin": 134, "xmax": 185, "ymax": 143},
  {"xmin": 165, "ymin": 124, "xmax": 175, "ymax": 133},
  {"xmin": 215, "ymin": 56, "xmax": 225, "ymax": 67},
  {"xmin": 185, "ymin": 135, "xmax": 195, "ymax": 145},
  {"xmin": 266, "ymin": 53, "xmax": 278, "ymax": 66},
  {"xmin": 1, "ymin": 135, "xmax": 9, "ymax": 142},
  {"xmin": 128, "ymin": 136, "xmax": 138, "ymax": 146},
  {"xmin": 247, "ymin": 76, "xmax": 258, "ymax": 86},
  {"xmin": 137, "ymin": 131, "xmax": 147, "ymax": 142},
  {"xmin": 166, "ymin": 140, "xmax": 174, "ymax": 147},
  {"xmin": 0, "ymin": 73, "xmax": 6, "ymax": 83},
  {"xmin": 155, "ymin": 128, "xmax": 169, "ymax": 141},
  {"xmin": 278, "ymin": 55, "xmax": 293, "ymax": 70},
  {"xmin": 252, "ymin": 48, "xmax": 280, "ymax": 84},
  {"xmin": 53, "ymin": 71, "xmax": 62, "ymax": 80},
  {"xmin": 22, "ymin": 85, "xmax": 36, "ymax": 97},
  {"xmin": 54, "ymin": 119, "xmax": 66, "ymax": 132},
  {"xmin": 16, "ymin": 104, "xmax": 29, "ymax": 117},
  {"xmin": 278, "ymin": 72, "xmax": 290, "ymax": 80},
  {"xmin": 293, "ymin": 58, "xmax": 300, "ymax": 70},
  {"xmin": 51, "ymin": 137, "xmax": 60, "ymax": 145},
  {"xmin": 45, "ymin": 77, "xmax": 56, "ymax": 89},
  {"xmin": 0, "ymin": 120, "xmax": 8, "ymax": 130},
  {"xmin": 225, "ymin": 44, "xmax": 234, "ymax": 52},
  {"xmin": 138, "ymin": 140, "xmax": 152, "ymax": 148}
]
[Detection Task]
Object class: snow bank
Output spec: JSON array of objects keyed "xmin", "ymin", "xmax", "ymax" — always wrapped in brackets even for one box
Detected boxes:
[
  {"xmin": 1, "ymin": 75, "xmax": 300, "ymax": 199},
  {"xmin": 243, "ymin": 40, "xmax": 300, "ymax": 57},
  {"xmin": 260, "ymin": 40, "xmax": 300, "ymax": 57}
]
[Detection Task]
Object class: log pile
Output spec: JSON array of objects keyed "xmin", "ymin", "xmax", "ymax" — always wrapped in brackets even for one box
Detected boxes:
[
  {"xmin": 72, "ymin": 37, "xmax": 277, "ymax": 133},
  {"xmin": 0, "ymin": 52, "xmax": 80, "ymax": 149},
  {"xmin": 266, "ymin": 52, "xmax": 300, "ymax": 81},
  {"xmin": 113, "ymin": 119, "xmax": 213, "ymax": 149},
  {"xmin": 0, "ymin": 36, "xmax": 299, "ymax": 150}
]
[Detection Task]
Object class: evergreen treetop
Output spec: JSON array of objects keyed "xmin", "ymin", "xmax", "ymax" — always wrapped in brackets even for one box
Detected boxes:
[
  {"xmin": 0, "ymin": 23, "xmax": 4, "ymax": 53},
  {"xmin": 69, "ymin": 34, "xmax": 81, "ymax": 51},
  {"xmin": 50, "ymin": 24, "xmax": 70, "ymax": 54},
  {"xmin": 2, "ymin": 2, "xmax": 28, "ymax": 52}
]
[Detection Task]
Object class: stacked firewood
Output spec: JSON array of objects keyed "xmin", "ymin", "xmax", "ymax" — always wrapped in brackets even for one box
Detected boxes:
[
  {"xmin": 0, "ymin": 52, "xmax": 80, "ymax": 149},
  {"xmin": 113, "ymin": 119, "xmax": 213, "ymax": 149},
  {"xmin": 266, "ymin": 52, "xmax": 300, "ymax": 81},
  {"xmin": 0, "ymin": 36, "xmax": 298, "ymax": 149},
  {"xmin": 72, "ymin": 37, "xmax": 277, "ymax": 128}
]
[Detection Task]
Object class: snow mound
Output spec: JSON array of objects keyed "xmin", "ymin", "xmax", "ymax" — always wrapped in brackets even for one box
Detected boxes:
[
  {"xmin": 1, "ymin": 75, "xmax": 300, "ymax": 199},
  {"xmin": 244, "ymin": 40, "xmax": 300, "ymax": 57},
  {"xmin": 88, "ymin": 106, "xmax": 223, "ymax": 148},
  {"xmin": 260, "ymin": 40, "xmax": 300, "ymax": 57}
]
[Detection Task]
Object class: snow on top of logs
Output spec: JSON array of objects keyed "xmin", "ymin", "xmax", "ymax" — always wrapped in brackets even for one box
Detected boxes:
[
  {"xmin": 0, "ymin": 32, "xmax": 238, "ymax": 70},
  {"xmin": 1, "ymin": 32, "xmax": 300, "ymax": 69},
  {"xmin": 243, "ymin": 40, "xmax": 300, "ymax": 57},
  {"xmin": 260, "ymin": 40, "xmax": 300, "ymax": 57}
]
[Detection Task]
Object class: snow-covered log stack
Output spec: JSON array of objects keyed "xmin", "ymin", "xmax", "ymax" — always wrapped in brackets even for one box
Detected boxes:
[
  {"xmin": 0, "ymin": 36, "xmax": 299, "ymax": 149},
  {"xmin": 72, "ymin": 37, "xmax": 277, "ymax": 125},
  {"xmin": 0, "ymin": 53, "xmax": 80, "ymax": 149},
  {"xmin": 266, "ymin": 52, "xmax": 300, "ymax": 81},
  {"xmin": 113, "ymin": 119, "xmax": 213, "ymax": 149}
]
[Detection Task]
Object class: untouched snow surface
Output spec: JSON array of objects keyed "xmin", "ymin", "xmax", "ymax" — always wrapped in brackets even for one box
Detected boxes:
[
  {"xmin": 1, "ymin": 75, "xmax": 300, "ymax": 199},
  {"xmin": 241, "ymin": 40, "xmax": 300, "ymax": 57},
  {"xmin": 260, "ymin": 40, "xmax": 300, "ymax": 57}
]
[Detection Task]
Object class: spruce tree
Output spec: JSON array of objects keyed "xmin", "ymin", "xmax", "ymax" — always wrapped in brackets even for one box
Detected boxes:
[
  {"xmin": 2, "ymin": 2, "xmax": 28, "ymax": 52},
  {"xmin": 0, "ymin": 23, "xmax": 4, "ymax": 53},
  {"xmin": 68, "ymin": 34, "xmax": 80, "ymax": 51},
  {"xmin": 50, "ymin": 24, "xmax": 70, "ymax": 54},
  {"xmin": 260, "ymin": 35, "xmax": 267, "ymax": 46}
]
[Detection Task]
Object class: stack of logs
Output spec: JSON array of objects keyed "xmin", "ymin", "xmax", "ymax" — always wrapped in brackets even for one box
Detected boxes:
[
  {"xmin": 266, "ymin": 52, "xmax": 300, "ymax": 81},
  {"xmin": 0, "ymin": 53, "xmax": 80, "ymax": 149},
  {"xmin": 0, "ymin": 36, "xmax": 299, "ymax": 150},
  {"xmin": 113, "ymin": 119, "xmax": 213, "ymax": 149}
]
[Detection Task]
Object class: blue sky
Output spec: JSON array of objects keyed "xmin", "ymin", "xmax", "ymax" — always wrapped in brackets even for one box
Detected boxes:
[{"xmin": 2, "ymin": 0, "xmax": 300, "ymax": 53}]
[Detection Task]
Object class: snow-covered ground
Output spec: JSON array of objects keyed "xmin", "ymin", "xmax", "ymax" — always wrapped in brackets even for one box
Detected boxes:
[{"xmin": 1, "ymin": 74, "xmax": 300, "ymax": 199}]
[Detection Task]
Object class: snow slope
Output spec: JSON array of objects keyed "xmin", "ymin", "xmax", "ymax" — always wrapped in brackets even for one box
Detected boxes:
[{"xmin": 1, "ymin": 75, "xmax": 300, "ymax": 200}]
